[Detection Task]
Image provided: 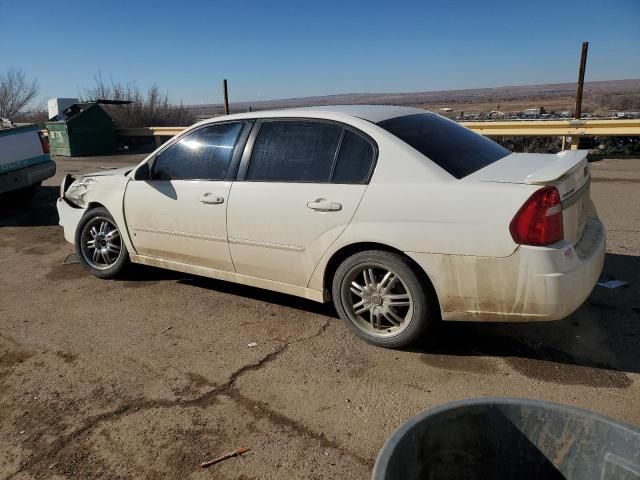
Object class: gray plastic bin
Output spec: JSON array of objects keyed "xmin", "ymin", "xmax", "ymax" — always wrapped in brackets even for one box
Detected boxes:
[{"xmin": 372, "ymin": 398, "xmax": 640, "ymax": 480}]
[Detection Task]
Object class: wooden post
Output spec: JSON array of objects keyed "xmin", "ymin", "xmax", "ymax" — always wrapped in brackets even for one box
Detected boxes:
[
  {"xmin": 570, "ymin": 42, "xmax": 589, "ymax": 150},
  {"xmin": 223, "ymin": 79, "xmax": 230, "ymax": 115},
  {"xmin": 574, "ymin": 42, "xmax": 588, "ymax": 120},
  {"xmin": 570, "ymin": 136, "xmax": 580, "ymax": 151}
]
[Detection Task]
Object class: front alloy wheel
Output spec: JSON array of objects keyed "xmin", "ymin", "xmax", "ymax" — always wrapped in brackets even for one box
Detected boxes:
[
  {"xmin": 75, "ymin": 207, "xmax": 128, "ymax": 278},
  {"xmin": 80, "ymin": 217, "xmax": 122, "ymax": 269}
]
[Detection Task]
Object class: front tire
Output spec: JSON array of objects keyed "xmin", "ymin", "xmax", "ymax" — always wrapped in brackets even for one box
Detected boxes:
[
  {"xmin": 332, "ymin": 250, "xmax": 433, "ymax": 348},
  {"xmin": 75, "ymin": 207, "xmax": 128, "ymax": 279}
]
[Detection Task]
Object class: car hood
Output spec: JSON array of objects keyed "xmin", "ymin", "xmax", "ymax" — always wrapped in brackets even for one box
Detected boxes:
[
  {"xmin": 79, "ymin": 166, "xmax": 134, "ymax": 178},
  {"xmin": 63, "ymin": 166, "xmax": 134, "ymax": 208}
]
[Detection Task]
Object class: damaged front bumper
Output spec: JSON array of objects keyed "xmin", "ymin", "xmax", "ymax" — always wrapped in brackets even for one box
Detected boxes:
[
  {"xmin": 57, "ymin": 174, "xmax": 89, "ymax": 244},
  {"xmin": 57, "ymin": 197, "xmax": 86, "ymax": 244}
]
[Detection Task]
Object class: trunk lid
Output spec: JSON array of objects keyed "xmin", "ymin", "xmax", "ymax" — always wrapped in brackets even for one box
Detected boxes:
[{"xmin": 466, "ymin": 150, "xmax": 591, "ymax": 246}]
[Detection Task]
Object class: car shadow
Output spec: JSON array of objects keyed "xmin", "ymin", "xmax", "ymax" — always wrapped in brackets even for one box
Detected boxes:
[
  {"xmin": 178, "ymin": 276, "xmax": 338, "ymax": 317},
  {"xmin": 0, "ymin": 185, "xmax": 60, "ymax": 227},
  {"xmin": 117, "ymin": 264, "xmax": 189, "ymax": 282},
  {"xmin": 115, "ymin": 264, "xmax": 337, "ymax": 317}
]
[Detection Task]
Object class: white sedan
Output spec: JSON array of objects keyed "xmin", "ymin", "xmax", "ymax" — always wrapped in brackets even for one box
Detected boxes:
[{"xmin": 57, "ymin": 105, "xmax": 605, "ymax": 348}]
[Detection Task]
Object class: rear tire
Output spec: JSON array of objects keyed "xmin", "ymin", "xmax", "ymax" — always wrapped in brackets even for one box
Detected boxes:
[
  {"xmin": 75, "ymin": 207, "xmax": 128, "ymax": 279},
  {"xmin": 331, "ymin": 250, "xmax": 433, "ymax": 348}
]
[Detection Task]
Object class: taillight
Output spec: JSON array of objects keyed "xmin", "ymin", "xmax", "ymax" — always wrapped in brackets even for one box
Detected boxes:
[
  {"xmin": 38, "ymin": 131, "xmax": 50, "ymax": 154},
  {"xmin": 510, "ymin": 186, "xmax": 563, "ymax": 246}
]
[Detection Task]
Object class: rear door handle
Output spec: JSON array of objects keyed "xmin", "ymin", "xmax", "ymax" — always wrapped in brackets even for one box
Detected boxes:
[
  {"xmin": 307, "ymin": 199, "xmax": 342, "ymax": 212},
  {"xmin": 199, "ymin": 193, "xmax": 224, "ymax": 204}
]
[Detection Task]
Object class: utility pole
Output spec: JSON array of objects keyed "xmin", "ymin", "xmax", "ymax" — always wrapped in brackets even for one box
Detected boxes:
[
  {"xmin": 574, "ymin": 42, "xmax": 589, "ymax": 120},
  {"xmin": 223, "ymin": 79, "xmax": 230, "ymax": 115},
  {"xmin": 570, "ymin": 42, "xmax": 589, "ymax": 150}
]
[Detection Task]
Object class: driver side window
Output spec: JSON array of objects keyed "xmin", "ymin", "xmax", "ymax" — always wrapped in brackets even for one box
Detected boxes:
[{"xmin": 152, "ymin": 122, "xmax": 244, "ymax": 181}]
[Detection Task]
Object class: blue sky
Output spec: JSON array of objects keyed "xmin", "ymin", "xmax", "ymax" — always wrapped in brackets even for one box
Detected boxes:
[{"xmin": 2, "ymin": 0, "xmax": 639, "ymax": 105}]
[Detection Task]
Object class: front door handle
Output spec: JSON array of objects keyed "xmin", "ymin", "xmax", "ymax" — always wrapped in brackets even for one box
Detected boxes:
[
  {"xmin": 199, "ymin": 193, "xmax": 224, "ymax": 204},
  {"xmin": 307, "ymin": 199, "xmax": 342, "ymax": 212}
]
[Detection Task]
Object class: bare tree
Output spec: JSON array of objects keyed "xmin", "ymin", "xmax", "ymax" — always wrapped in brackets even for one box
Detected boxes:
[
  {"xmin": 83, "ymin": 73, "xmax": 195, "ymax": 127},
  {"xmin": 0, "ymin": 69, "xmax": 39, "ymax": 119}
]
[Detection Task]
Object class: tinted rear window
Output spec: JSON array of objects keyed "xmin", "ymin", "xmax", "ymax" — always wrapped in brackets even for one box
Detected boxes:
[{"xmin": 377, "ymin": 113, "xmax": 511, "ymax": 178}]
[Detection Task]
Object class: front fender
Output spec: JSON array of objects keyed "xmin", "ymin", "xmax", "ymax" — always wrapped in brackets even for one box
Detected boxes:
[{"xmin": 60, "ymin": 176, "xmax": 135, "ymax": 254}]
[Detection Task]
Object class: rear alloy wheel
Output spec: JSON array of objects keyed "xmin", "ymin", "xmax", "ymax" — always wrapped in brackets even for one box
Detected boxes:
[
  {"xmin": 332, "ymin": 250, "xmax": 432, "ymax": 348},
  {"xmin": 75, "ymin": 207, "xmax": 128, "ymax": 278}
]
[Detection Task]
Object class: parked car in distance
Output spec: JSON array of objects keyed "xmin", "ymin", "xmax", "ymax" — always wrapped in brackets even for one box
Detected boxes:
[
  {"xmin": 57, "ymin": 105, "xmax": 605, "ymax": 348},
  {"xmin": 0, "ymin": 121, "xmax": 55, "ymax": 201}
]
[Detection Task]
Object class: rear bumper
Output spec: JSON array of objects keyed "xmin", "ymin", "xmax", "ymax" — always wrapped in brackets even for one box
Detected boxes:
[
  {"xmin": 57, "ymin": 197, "xmax": 86, "ymax": 244},
  {"xmin": 408, "ymin": 216, "xmax": 605, "ymax": 322},
  {"xmin": 0, "ymin": 159, "xmax": 56, "ymax": 194}
]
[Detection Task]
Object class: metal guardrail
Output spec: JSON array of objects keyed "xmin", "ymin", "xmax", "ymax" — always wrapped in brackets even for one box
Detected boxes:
[
  {"xmin": 117, "ymin": 126, "xmax": 185, "ymax": 137},
  {"xmin": 460, "ymin": 119, "xmax": 640, "ymax": 137},
  {"xmin": 116, "ymin": 127, "xmax": 185, "ymax": 147}
]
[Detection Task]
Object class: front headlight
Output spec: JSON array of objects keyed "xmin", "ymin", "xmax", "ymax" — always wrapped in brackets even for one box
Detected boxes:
[
  {"xmin": 64, "ymin": 176, "xmax": 96, "ymax": 207},
  {"xmin": 60, "ymin": 174, "xmax": 74, "ymax": 198}
]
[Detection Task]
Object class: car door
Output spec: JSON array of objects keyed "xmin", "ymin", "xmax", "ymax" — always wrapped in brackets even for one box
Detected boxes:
[
  {"xmin": 124, "ymin": 121, "xmax": 249, "ymax": 271},
  {"xmin": 227, "ymin": 119, "xmax": 376, "ymax": 286}
]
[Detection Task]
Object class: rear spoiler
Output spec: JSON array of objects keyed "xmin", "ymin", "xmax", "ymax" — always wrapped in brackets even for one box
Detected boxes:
[{"xmin": 525, "ymin": 150, "xmax": 589, "ymax": 185}]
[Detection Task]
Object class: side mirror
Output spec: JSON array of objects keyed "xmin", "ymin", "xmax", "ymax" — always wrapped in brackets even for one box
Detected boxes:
[{"xmin": 134, "ymin": 163, "xmax": 151, "ymax": 181}]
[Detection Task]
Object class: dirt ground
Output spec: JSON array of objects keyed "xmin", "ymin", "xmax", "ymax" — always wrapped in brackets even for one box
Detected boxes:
[{"xmin": 1, "ymin": 154, "xmax": 639, "ymax": 479}]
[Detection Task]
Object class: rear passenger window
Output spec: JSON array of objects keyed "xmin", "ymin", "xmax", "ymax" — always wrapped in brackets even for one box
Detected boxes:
[
  {"xmin": 246, "ymin": 121, "xmax": 342, "ymax": 182},
  {"xmin": 377, "ymin": 113, "xmax": 510, "ymax": 179},
  {"xmin": 332, "ymin": 130, "xmax": 375, "ymax": 184},
  {"xmin": 152, "ymin": 122, "xmax": 244, "ymax": 181}
]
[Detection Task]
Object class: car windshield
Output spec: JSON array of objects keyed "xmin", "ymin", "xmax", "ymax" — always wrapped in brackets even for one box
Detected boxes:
[{"xmin": 377, "ymin": 113, "xmax": 511, "ymax": 179}]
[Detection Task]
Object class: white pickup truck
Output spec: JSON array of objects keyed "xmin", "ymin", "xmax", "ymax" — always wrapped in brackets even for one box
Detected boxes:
[{"xmin": 0, "ymin": 120, "xmax": 56, "ymax": 200}]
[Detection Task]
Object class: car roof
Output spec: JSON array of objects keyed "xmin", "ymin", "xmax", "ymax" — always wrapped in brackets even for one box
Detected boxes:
[
  {"xmin": 206, "ymin": 105, "xmax": 427, "ymax": 124},
  {"xmin": 283, "ymin": 105, "xmax": 426, "ymax": 123}
]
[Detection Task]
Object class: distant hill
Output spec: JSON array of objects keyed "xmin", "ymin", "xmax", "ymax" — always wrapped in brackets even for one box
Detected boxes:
[{"xmin": 187, "ymin": 79, "xmax": 640, "ymax": 117}]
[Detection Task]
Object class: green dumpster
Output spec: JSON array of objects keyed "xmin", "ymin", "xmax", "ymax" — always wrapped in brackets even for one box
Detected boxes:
[{"xmin": 46, "ymin": 102, "xmax": 117, "ymax": 156}]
